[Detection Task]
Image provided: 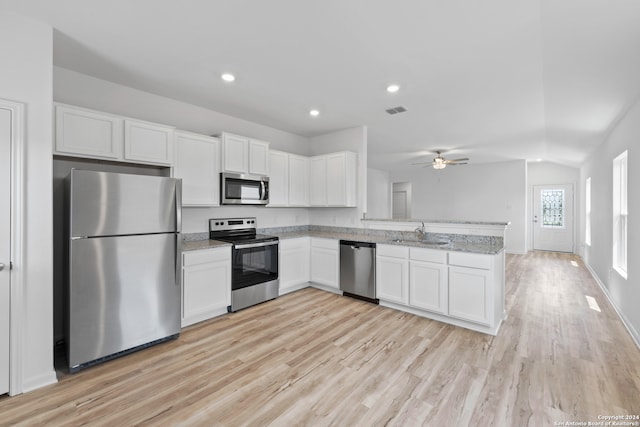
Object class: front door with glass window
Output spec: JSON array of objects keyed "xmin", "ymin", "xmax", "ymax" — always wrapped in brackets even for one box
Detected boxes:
[{"xmin": 533, "ymin": 184, "xmax": 574, "ymax": 252}]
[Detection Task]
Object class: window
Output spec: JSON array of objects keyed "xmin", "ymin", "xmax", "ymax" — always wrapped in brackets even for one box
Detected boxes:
[
  {"xmin": 585, "ymin": 177, "xmax": 591, "ymax": 246},
  {"xmin": 541, "ymin": 189, "xmax": 565, "ymax": 228},
  {"xmin": 613, "ymin": 151, "xmax": 627, "ymax": 279}
]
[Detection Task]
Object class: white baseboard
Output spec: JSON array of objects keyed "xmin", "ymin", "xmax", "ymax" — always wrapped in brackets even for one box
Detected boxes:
[
  {"xmin": 309, "ymin": 282, "xmax": 343, "ymax": 295},
  {"xmin": 506, "ymin": 250, "xmax": 527, "ymax": 255},
  {"xmin": 279, "ymin": 282, "xmax": 310, "ymax": 296},
  {"xmin": 582, "ymin": 257, "xmax": 640, "ymax": 350},
  {"xmin": 22, "ymin": 370, "xmax": 58, "ymax": 394}
]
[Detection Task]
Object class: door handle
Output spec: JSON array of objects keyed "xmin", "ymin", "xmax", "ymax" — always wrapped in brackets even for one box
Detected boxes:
[{"xmin": 0, "ymin": 263, "xmax": 5, "ymax": 271}]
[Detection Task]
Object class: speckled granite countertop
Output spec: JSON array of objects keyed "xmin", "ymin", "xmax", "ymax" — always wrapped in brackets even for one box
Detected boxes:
[
  {"xmin": 363, "ymin": 218, "xmax": 510, "ymax": 227},
  {"xmin": 182, "ymin": 239, "xmax": 231, "ymax": 252},
  {"xmin": 182, "ymin": 225, "xmax": 505, "ymax": 255},
  {"xmin": 271, "ymin": 230, "xmax": 504, "ymax": 255}
]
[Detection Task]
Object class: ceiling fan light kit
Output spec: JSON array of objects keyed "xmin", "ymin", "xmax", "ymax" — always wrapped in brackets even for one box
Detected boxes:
[
  {"xmin": 433, "ymin": 156, "xmax": 446, "ymax": 169},
  {"xmin": 411, "ymin": 151, "xmax": 470, "ymax": 170}
]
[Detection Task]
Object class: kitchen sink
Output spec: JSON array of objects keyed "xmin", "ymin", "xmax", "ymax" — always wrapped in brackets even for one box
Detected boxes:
[{"xmin": 388, "ymin": 238, "xmax": 450, "ymax": 246}]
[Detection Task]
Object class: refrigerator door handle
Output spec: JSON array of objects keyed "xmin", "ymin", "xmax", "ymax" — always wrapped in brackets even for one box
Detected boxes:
[
  {"xmin": 175, "ymin": 233, "xmax": 182, "ymax": 287},
  {"xmin": 175, "ymin": 179, "xmax": 182, "ymax": 233}
]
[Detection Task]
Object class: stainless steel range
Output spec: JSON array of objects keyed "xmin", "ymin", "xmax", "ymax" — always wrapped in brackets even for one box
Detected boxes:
[{"xmin": 209, "ymin": 217, "xmax": 279, "ymax": 312}]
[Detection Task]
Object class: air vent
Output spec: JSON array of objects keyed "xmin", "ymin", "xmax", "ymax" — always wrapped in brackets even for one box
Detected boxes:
[{"xmin": 385, "ymin": 106, "xmax": 407, "ymax": 115}]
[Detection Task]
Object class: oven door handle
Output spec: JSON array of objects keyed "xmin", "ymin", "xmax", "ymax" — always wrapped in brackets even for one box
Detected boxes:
[{"xmin": 234, "ymin": 240, "xmax": 279, "ymax": 250}]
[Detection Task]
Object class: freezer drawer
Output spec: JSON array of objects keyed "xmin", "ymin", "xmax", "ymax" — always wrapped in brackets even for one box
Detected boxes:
[
  {"xmin": 69, "ymin": 233, "xmax": 181, "ymax": 369},
  {"xmin": 339, "ymin": 240, "xmax": 377, "ymax": 302}
]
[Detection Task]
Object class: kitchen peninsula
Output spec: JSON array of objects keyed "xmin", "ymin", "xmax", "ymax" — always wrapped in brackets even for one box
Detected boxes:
[{"xmin": 263, "ymin": 219, "xmax": 509, "ymax": 335}]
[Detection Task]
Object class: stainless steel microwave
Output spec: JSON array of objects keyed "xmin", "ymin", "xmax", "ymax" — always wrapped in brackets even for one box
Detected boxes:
[{"xmin": 220, "ymin": 172, "xmax": 269, "ymax": 205}]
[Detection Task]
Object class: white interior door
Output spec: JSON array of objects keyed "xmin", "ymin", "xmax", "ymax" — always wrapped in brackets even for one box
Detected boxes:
[
  {"xmin": 0, "ymin": 107, "xmax": 11, "ymax": 395},
  {"xmin": 532, "ymin": 184, "xmax": 574, "ymax": 252},
  {"xmin": 392, "ymin": 191, "xmax": 407, "ymax": 219},
  {"xmin": 392, "ymin": 182, "xmax": 412, "ymax": 219}
]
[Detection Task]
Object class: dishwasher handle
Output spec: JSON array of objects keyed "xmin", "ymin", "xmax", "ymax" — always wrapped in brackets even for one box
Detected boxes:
[{"xmin": 339, "ymin": 240, "xmax": 376, "ymax": 249}]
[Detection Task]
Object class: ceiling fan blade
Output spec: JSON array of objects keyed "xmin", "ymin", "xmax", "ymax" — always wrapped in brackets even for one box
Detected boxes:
[
  {"xmin": 444, "ymin": 158, "xmax": 469, "ymax": 163},
  {"xmin": 447, "ymin": 162, "xmax": 468, "ymax": 166},
  {"xmin": 411, "ymin": 162, "xmax": 435, "ymax": 165}
]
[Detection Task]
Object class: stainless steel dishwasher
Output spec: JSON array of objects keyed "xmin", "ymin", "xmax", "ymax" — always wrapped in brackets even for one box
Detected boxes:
[{"xmin": 339, "ymin": 240, "xmax": 378, "ymax": 304}]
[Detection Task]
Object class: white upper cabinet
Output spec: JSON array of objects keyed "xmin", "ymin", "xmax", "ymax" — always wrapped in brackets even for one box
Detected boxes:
[
  {"xmin": 268, "ymin": 150, "xmax": 289, "ymax": 206},
  {"xmin": 124, "ymin": 119, "xmax": 175, "ymax": 165},
  {"xmin": 249, "ymin": 139, "xmax": 270, "ymax": 175},
  {"xmin": 221, "ymin": 133, "xmax": 249, "ymax": 173},
  {"xmin": 54, "ymin": 103, "xmax": 174, "ymax": 167},
  {"xmin": 268, "ymin": 151, "xmax": 309, "ymax": 207},
  {"xmin": 327, "ymin": 152, "xmax": 356, "ymax": 207},
  {"xmin": 54, "ymin": 103, "xmax": 123, "ymax": 160},
  {"xmin": 174, "ymin": 131, "xmax": 220, "ymax": 207},
  {"xmin": 288, "ymin": 154, "xmax": 309, "ymax": 206},
  {"xmin": 310, "ymin": 151, "xmax": 356, "ymax": 207},
  {"xmin": 220, "ymin": 132, "xmax": 269, "ymax": 175},
  {"xmin": 309, "ymin": 156, "xmax": 327, "ymax": 206}
]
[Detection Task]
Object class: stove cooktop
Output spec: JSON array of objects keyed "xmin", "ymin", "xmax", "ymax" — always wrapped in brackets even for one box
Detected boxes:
[{"xmin": 214, "ymin": 233, "xmax": 278, "ymax": 245}]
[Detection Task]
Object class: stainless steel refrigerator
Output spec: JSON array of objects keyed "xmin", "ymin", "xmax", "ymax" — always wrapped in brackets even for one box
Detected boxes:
[{"xmin": 67, "ymin": 169, "xmax": 182, "ymax": 372}]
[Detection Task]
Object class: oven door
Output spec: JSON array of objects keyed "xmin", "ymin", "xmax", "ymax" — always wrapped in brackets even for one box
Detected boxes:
[
  {"xmin": 231, "ymin": 240, "xmax": 278, "ymax": 290},
  {"xmin": 221, "ymin": 173, "xmax": 269, "ymax": 205}
]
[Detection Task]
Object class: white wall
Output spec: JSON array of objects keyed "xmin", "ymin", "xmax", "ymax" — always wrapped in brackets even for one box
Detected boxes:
[
  {"xmin": 367, "ymin": 168, "xmax": 391, "ymax": 219},
  {"xmin": 308, "ymin": 126, "xmax": 367, "ymax": 227},
  {"xmin": 0, "ymin": 12, "xmax": 57, "ymax": 392},
  {"xmin": 53, "ymin": 67, "xmax": 311, "ymax": 233},
  {"xmin": 527, "ymin": 161, "xmax": 580, "ymax": 252},
  {"xmin": 580, "ymin": 98, "xmax": 640, "ymax": 346},
  {"xmin": 389, "ymin": 160, "xmax": 527, "ymax": 253}
]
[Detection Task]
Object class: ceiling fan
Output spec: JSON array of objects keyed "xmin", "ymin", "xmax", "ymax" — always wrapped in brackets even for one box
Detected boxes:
[{"xmin": 412, "ymin": 151, "xmax": 469, "ymax": 170}]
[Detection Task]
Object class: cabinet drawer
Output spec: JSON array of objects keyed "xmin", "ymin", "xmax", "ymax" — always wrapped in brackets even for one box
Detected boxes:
[
  {"xmin": 280, "ymin": 237, "xmax": 310, "ymax": 251},
  {"xmin": 183, "ymin": 247, "xmax": 230, "ymax": 266},
  {"xmin": 448, "ymin": 252, "xmax": 491, "ymax": 270},
  {"xmin": 311, "ymin": 237, "xmax": 338, "ymax": 250},
  {"xmin": 377, "ymin": 244, "xmax": 409, "ymax": 259},
  {"xmin": 410, "ymin": 247, "xmax": 447, "ymax": 264}
]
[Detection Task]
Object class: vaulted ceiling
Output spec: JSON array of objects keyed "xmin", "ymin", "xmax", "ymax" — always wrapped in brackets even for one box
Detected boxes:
[{"xmin": 2, "ymin": 0, "xmax": 640, "ymax": 170}]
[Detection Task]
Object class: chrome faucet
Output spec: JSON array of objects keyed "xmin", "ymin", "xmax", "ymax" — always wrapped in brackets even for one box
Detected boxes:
[{"xmin": 415, "ymin": 222, "xmax": 425, "ymax": 239}]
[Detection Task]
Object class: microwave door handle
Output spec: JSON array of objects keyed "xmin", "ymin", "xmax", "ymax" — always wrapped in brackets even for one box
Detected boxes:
[{"xmin": 260, "ymin": 181, "xmax": 266, "ymax": 200}]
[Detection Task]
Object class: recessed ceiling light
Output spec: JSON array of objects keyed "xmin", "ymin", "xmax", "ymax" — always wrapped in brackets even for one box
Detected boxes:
[
  {"xmin": 221, "ymin": 73, "xmax": 235, "ymax": 82},
  {"xmin": 536, "ymin": 158, "xmax": 543, "ymax": 162},
  {"xmin": 387, "ymin": 84, "xmax": 400, "ymax": 93},
  {"xmin": 309, "ymin": 109, "xmax": 320, "ymax": 117}
]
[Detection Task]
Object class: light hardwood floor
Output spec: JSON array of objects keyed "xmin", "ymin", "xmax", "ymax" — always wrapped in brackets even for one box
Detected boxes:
[{"xmin": 1, "ymin": 252, "xmax": 639, "ymax": 426}]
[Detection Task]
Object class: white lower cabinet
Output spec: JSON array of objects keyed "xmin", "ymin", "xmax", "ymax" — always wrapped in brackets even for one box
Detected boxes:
[
  {"xmin": 408, "ymin": 247, "xmax": 448, "ymax": 314},
  {"xmin": 279, "ymin": 237, "xmax": 310, "ymax": 294},
  {"xmin": 310, "ymin": 238, "xmax": 339, "ymax": 290},
  {"xmin": 448, "ymin": 265, "xmax": 492, "ymax": 326},
  {"xmin": 409, "ymin": 260, "xmax": 448, "ymax": 315},
  {"xmin": 376, "ymin": 244, "xmax": 409, "ymax": 304},
  {"xmin": 376, "ymin": 244, "xmax": 504, "ymax": 335},
  {"xmin": 182, "ymin": 246, "xmax": 231, "ymax": 327}
]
